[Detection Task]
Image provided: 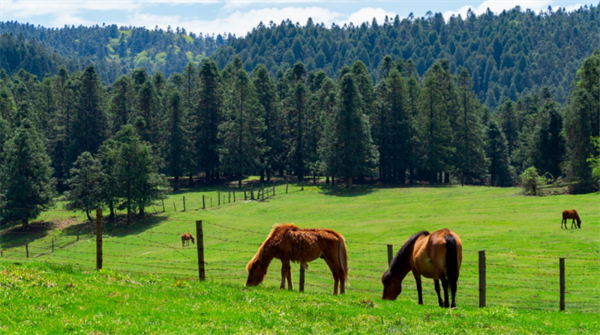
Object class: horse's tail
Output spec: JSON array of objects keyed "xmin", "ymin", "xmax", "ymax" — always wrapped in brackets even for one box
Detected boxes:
[
  {"xmin": 445, "ymin": 234, "xmax": 459, "ymax": 284},
  {"xmin": 338, "ymin": 235, "xmax": 349, "ymax": 284}
]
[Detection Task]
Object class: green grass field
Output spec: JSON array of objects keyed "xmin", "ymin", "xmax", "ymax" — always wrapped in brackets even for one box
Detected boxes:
[{"xmin": 1, "ymin": 184, "xmax": 599, "ymax": 333}]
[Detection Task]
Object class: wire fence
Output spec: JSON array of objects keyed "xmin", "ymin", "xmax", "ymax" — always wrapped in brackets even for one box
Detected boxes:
[{"xmin": 1, "ymin": 182, "xmax": 599, "ymax": 313}]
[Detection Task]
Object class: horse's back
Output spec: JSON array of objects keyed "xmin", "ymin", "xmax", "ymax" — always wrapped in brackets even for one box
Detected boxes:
[{"xmin": 562, "ymin": 210, "xmax": 578, "ymax": 218}]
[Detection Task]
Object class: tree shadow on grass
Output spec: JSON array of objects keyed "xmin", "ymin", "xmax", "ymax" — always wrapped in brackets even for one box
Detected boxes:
[
  {"xmin": 318, "ymin": 184, "xmax": 377, "ymax": 197},
  {"xmin": 0, "ymin": 221, "xmax": 55, "ymax": 249}
]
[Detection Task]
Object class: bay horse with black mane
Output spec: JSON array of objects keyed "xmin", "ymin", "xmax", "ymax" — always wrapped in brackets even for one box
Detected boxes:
[
  {"xmin": 181, "ymin": 232, "xmax": 195, "ymax": 247},
  {"xmin": 246, "ymin": 223, "xmax": 349, "ymax": 295},
  {"xmin": 562, "ymin": 210, "xmax": 581, "ymax": 229},
  {"xmin": 382, "ymin": 229, "xmax": 462, "ymax": 308}
]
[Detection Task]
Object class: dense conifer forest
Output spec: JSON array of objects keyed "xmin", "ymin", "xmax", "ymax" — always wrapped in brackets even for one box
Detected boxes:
[{"xmin": 0, "ymin": 6, "xmax": 599, "ymax": 226}]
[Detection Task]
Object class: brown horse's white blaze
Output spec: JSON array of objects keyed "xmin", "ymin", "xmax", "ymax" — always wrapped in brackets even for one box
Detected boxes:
[
  {"xmin": 246, "ymin": 223, "xmax": 349, "ymax": 295},
  {"xmin": 381, "ymin": 229, "xmax": 462, "ymax": 308},
  {"xmin": 181, "ymin": 232, "xmax": 195, "ymax": 247},
  {"xmin": 562, "ymin": 210, "xmax": 581, "ymax": 229}
]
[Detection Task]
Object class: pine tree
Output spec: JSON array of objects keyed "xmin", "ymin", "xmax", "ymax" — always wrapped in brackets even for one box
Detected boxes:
[
  {"xmin": 455, "ymin": 68, "xmax": 488, "ymax": 184},
  {"xmin": 113, "ymin": 125, "xmax": 167, "ymax": 221},
  {"xmin": 564, "ymin": 50, "xmax": 600, "ymax": 191},
  {"xmin": 166, "ymin": 91, "xmax": 187, "ymax": 190},
  {"xmin": 220, "ymin": 63, "xmax": 266, "ymax": 187},
  {"xmin": 417, "ymin": 62, "xmax": 454, "ymax": 184},
  {"xmin": 325, "ymin": 73, "xmax": 377, "ymax": 188},
  {"xmin": 197, "ymin": 59, "xmax": 223, "ymax": 184},
  {"xmin": 0, "ymin": 119, "xmax": 55, "ymax": 227},
  {"xmin": 68, "ymin": 66, "xmax": 108, "ymax": 167},
  {"xmin": 486, "ymin": 120, "xmax": 511, "ymax": 186},
  {"xmin": 109, "ymin": 75, "xmax": 134, "ymax": 134},
  {"xmin": 287, "ymin": 62, "xmax": 309, "ymax": 181},
  {"xmin": 252, "ymin": 64, "xmax": 286, "ymax": 181},
  {"xmin": 531, "ymin": 100, "xmax": 564, "ymax": 179},
  {"xmin": 65, "ymin": 151, "xmax": 104, "ymax": 221}
]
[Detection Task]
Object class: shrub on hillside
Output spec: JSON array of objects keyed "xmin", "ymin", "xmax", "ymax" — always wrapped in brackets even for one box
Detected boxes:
[{"xmin": 520, "ymin": 166, "xmax": 545, "ymax": 196}]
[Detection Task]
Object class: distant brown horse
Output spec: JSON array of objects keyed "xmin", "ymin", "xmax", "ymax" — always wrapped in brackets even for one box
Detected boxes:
[
  {"xmin": 181, "ymin": 232, "xmax": 195, "ymax": 247},
  {"xmin": 246, "ymin": 223, "xmax": 349, "ymax": 295},
  {"xmin": 382, "ymin": 229, "xmax": 462, "ymax": 308},
  {"xmin": 562, "ymin": 210, "xmax": 581, "ymax": 229}
]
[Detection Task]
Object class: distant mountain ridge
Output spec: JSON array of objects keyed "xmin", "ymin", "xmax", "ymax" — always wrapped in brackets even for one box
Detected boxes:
[{"xmin": 1, "ymin": 4, "xmax": 599, "ymax": 107}]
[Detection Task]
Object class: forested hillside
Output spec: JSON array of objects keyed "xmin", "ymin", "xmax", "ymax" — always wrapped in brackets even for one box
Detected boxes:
[
  {"xmin": 0, "ymin": 22, "xmax": 228, "ymax": 83},
  {"xmin": 212, "ymin": 5, "xmax": 599, "ymax": 107},
  {"xmin": 2, "ymin": 5, "xmax": 599, "ymax": 106},
  {"xmin": 0, "ymin": 33, "xmax": 80, "ymax": 78}
]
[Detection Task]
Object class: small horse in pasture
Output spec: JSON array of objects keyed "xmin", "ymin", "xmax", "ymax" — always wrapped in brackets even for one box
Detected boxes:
[
  {"xmin": 181, "ymin": 232, "xmax": 195, "ymax": 247},
  {"xmin": 382, "ymin": 229, "xmax": 462, "ymax": 308},
  {"xmin": 562, "ymin": 210, "xmax": 581, "ymax": 229},
  {"xmin": 246, "ymin": 223, "xmax": 349, "ymax": 295}
]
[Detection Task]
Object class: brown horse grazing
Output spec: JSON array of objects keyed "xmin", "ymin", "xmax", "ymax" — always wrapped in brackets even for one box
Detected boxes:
[
  {"xmin": 181, "ymin": 232, "xmax": 195, "ymax": 247},
  {"xmin": 381, "ymin": 229, "xmax": 462, "ymax": 308},
  {"xmin": 246, "ymin": 223, "xmax": 349, "ymax": 295},
  {"xmin": 562, "ymin": 210, "xmax": 581, "ymax": 229}
]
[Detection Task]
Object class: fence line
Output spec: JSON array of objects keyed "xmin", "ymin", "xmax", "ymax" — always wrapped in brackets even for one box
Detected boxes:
[{"xmin": 2, "ymin": 196, "xmax": 599, "ymax": 313}]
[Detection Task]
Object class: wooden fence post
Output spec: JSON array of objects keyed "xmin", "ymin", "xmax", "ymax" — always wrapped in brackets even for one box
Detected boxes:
[
  {"xmin": 300, "ymin": 265, "xmax": 305, "ymax": 293},
  {"xmin": 273, "ymin": 182, "xmax": 276, "ymax": 196},
  {"xmin": 202, "ymin": 195, "xmax": 205, "ymax": 209},
  {"xmin": 210, "ymin": 197, "xmax": 212, "ymax": 207},
  {"xmin": 387, "ymin": 244, "xmax": 393, "ymax": 265},
  {"xmin": 196, "ymin": 220, "xmax": 205, "ymax": 281},
  {"xmin": 173, "ymin": 203, "xmax": 176, "ymax": 211},
  {"xmin": 228, "ymin": 192, "xmax": 231, "ymax": 203},
  {"xmin": 251, "ymin": 186, "xmax": 255, "ymax": 200},
  {"xmin": 479, "ymin": 250, "xmax": 486, "ymax": 308},
  {"xmin": 233, "ymin": 191, "xmax": 236, "ymax": 202},
  {"xmin": 301, "ymin": 180, "xmax": 304, "ymax": 191},
  {"xmin": 183, "ymin": 196, "xmax": 186, "ymax": 212},
  {"xmin": 218, "ymin": 192, "xmax": 220, "ymax": 206},
  {"xmin": 560, "ymin": 258, "xmax": 565, "ymax": 311},
  {"xmin": 286, "ymin": 182, "xmax": 289, "ymax": 194},
  {"xmin": 77, "ymin": 229, "xmax": 80, "ymax": 241},
  {"xmin": 26, "ymin": 243, "xmax": 29, "ymax": 258},
  {"xmin": 244, "ymin": 190, "xmax": 247, "ymax": 200},
  {"xmin": 96, "ymin": 208, "xmax": 103, "ymax": 270}
]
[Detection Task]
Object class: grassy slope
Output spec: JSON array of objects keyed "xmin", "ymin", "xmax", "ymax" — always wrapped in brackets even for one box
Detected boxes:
[
  {"xmin": 0, "ymin": 262, "xmax": 598, "ymax": 334},
  {"xmin": 1, "ymin": 185, "xmax": 599, "ymax": 333}
]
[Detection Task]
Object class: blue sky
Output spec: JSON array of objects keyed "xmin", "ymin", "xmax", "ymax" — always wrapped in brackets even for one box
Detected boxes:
[{"xmin": 0, "ymin": 1, "xmax": 591, "ymax": 37}]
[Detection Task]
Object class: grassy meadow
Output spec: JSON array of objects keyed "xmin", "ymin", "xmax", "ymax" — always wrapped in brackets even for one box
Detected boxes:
[{"xmin": 1, "ymin": 184, "xmax": 599, "ymax": 333}]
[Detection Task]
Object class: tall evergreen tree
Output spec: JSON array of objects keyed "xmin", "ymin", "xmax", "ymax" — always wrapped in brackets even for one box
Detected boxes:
[
  {"xmin": 486, "ymin": 120, "xmax": 511, "ymax": 186},
  {"xmin": 0, "ymin": 119, "xmax": 55, "ymax": 227},
  {"xmin": 454, "ymin": 68, "xmax": 488, "ymax": 184},
  {"xmin": 564, "ymin": 50, "xmax": 600, "ymax": 191},
  {"xmin": 109, "ymin": 75, "xmax": 134, "ymax": 134},
  {"xmin": 65, "ymin": 151, "xmax": 104, "ymax": 221},
  {"xmin": 417, "ymin": 62, "xmax": 454, "ymax": 183},
  {"xmin": 530, "ymin": 100, "xmax": 564, "ymax": 179},
  {"xmin": 197, "ymin": 59, "xmax": 223, "ymax": 184},
  {"xmin": 220, "ymin": 62, "xmax": 266, "ymax": 187},
  {"xmin": 324, "ymin": 73, "xmax": 377, "ymax": 188},
  {"xmin": 68, "ymin": 66, "xmax": 107, "ymax": 166},
  {"xmin": 252, "ymin": 64, "xmax": 286, "ymax": 181},
  {"xmin": 166, "ymin": 91, "xmax": 188, "ymax": 190}
]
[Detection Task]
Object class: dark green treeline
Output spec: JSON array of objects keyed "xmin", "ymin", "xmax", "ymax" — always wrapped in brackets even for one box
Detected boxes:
[{"xmin": 1, "ymin": 51, "xmax": 599, "ymax": 226}]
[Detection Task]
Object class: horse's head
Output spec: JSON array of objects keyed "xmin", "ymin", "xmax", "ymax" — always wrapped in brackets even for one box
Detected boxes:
[
  {"xmin": 381, "ymin": 270, "xmax": 402, "ymax": 300},
  {"xmin": 191, "ymin": 235, "xmax": 195, "ymax": 244},
  {"xmin": 245, "ymin": 258, "xmax": 266, "ymax": 287}
]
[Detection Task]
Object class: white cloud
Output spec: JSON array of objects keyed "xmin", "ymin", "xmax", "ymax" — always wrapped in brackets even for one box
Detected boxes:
[
  {"xmin": 442, "ymin": 0, "xmax": 554, "ymax": 19},
  {"xmin": 122, "ymin": 7, "xmax": 345, "ymax": 36},
  {"xmin": 344, "ymin": 7, "xmax": 397, "ymax": 26}
]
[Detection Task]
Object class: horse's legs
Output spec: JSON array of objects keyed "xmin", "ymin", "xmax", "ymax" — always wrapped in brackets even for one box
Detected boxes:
[
  {"xmin": 434, "ymin": 279, "xmax": 443, "ymax": 307},
  {"xmin": 280, "ymin": 259, "xmax": 291, "ymax": 290},
  {"xmin": 441, "ymin": 276, "xmax": 450, "ymax": 308},
  {"xmin": 286, "ymin": 266, "xmax": 293, "ymax": 290},
  {"xmin": 323, "ymin": 256, "xmax": 340, "ymax": 295},
  {"xmin": 450, "ymin": 276, "xmax": 457, "ymax": 308},
  {"xmin": 413, "ymin": 272, "xmax": 423, "ymax": 305}
]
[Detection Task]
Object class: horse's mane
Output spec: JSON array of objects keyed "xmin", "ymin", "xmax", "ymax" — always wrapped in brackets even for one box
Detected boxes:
[
  {"xmin": 246, "ymin": 223, "xmax": 296, "ymax": 272},
  {"xmin": 384, "ymin": 230, "xmax": 430, "ymax": 281}
]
